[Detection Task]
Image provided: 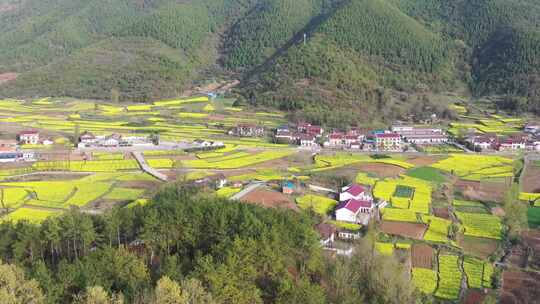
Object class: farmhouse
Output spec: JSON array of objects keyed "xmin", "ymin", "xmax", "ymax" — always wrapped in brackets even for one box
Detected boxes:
[
  {"xmin": 230, "ymin": 124, "xmax": 264, "ymax": 137},
  {"xmin": 0, "ymin": 139, "xmax": 17, "ymax": 149},
  {"xmin": 335, "ymin": 199, "xmax": 374, "ymax": 225},
  {"xmin": 339, "ymin": 184, "xmax": 371, "ymax": 202},
  {"xmin": 392, "ymin": 125, "xmax": 448, "ymax": 145},
  {"xmin": 17, "ymin": 130, "xmax": 39, "ymax": 145},
  {"xmin": 299, "ymin": 134, "xmax": 318, "ymax": 147},
  {"xmin": 298, "ymin": 123, "xmax": 324, "ymax": 137},
  {"xmin": 524, "ymin": 123, "xmax": 539, "ymax": 134},
  {"xmin": 336, "ymin": 183, "xmax": 376, "ymax": 225},
  {"xmin": 374, "ymin": 133, "xmax": 402, "ymax": 151},
  {"xmin": 315, "ymin": 223, "xmax": 336, "ymax": 247},
  {"xmin": 324, "ymin": 131, "xmax": 364, "ymax": 149},
  {"xmin": 498, "ymin": 138, "xmax": 527, "ymax": 151},
  {"xmin": 274, "ymin": 125, "xmax": 296, "ymax": 144},
  {"xmin": 79, "ymin": 131, "xmax": 96, "ymax": 144},
  {"xmin": 193, "ymin": 173, "xmax": 227, "ymax": 189},
  {"xmin": 282, "ymin": 181, "xmax": 295, "ymax": 194}
]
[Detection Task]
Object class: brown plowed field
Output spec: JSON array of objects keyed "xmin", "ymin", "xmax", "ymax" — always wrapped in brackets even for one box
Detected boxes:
[
  {"xmin": 522, "ymin": 163, "xmax": 540, "ymax": 193},
  {"xmin": 464, "ymin": 290, "xmax": 485, "ymax": 304},
  {"xmin": 407, "ymin": 156, "xmax": 441, "ymax": 166},
  {"xmin": 522, "ymin": 230, "xmax": 540, "ymax": 269},
  {"xmin": 379, "ymin": 221, "xmax": 427, "ymax": 240},
  {"xmin": 457, "ymin": 234, "xmax": 498, "ymax": 259},
  {"xmin": 355, "ymin": 163, "xmax": 405, "ymax": 178},
  {"xmin": 411, "ymin": 244, "xmax": 433, "ymax": 269},
  {"xmin": 433, "ymin": 207, "xmax": 450, "ymax": 219},
  {"xmin": 501, "ymin": 271, "xmax": 540, "ymax": 304},
  {"xmin": 241, "ymin": 189, "xmax": 298, "ymax": 211},
  {"xmin": 456, "ymin": 179, "xmax": 509, "ymax": 203}
]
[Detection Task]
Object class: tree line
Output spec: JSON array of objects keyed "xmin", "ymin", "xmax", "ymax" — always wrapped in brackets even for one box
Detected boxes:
[{"xmin": 0, "ymin": 184, "xmax": 423, "ymax": 303}]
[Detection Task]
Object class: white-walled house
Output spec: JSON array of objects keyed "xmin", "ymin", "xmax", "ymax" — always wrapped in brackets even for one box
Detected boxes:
[
  {"xmin": 339, "ymin": 184, "xmax": 371, "ymax": 202},
  {"xmin": 17, "ymin": 130, "xmax": 39, "ymax": 145},
  {"xmin": 335, "ymin": 199, "xmax": 374, "ymax": 224}
]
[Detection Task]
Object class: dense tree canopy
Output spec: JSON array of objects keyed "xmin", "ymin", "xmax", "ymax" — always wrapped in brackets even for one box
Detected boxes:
[{"xmin": 0, "ymin": 184, "xmax": 421, "ymax": 303}]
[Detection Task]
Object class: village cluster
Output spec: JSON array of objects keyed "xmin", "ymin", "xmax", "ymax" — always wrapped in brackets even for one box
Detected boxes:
[
  {"xmin": 229, "ymin": 121, "xmax": 540, "ymax": 152},
  {"xmin": 465, "ymin": 123, "xmax": 540, "ymax": 151}
]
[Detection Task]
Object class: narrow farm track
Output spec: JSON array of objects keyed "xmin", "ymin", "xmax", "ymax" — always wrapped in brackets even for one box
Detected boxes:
[
  {"xmin": 132, "ymin": 152, "xmax": 168, "ymax": 181},
  {"xmin": 230, "ymin": 182, "xmax": 263, "ymax": 201}
]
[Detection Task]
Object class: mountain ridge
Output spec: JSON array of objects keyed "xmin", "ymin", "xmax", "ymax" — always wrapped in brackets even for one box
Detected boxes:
[{"xmin": 0, "ymin": 0, "xmax": 539, "ymax": 121}]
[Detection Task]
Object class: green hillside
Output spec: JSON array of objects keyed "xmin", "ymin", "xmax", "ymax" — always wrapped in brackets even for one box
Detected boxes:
[
  {"xmin": 1, "ymin": 0, "xmax": 540, "ymax": 117},
  {"xmin": 223, "ymin": 0, "xmax": 324, "ymax": 69}
]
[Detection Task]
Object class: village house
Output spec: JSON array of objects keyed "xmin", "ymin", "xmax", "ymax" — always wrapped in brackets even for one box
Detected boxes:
[
  {"xmin": 391, "ymin": 125, "xmax": 448, "ymax": 145},
  {"xmin": 524, "ymin": 123, "xmax": 540, "ymax": 134},
  {"xmin": 325, "ymin": 133, "xmax": 344, "ymax": 147},
  {"xmin": 0, "ymin": 139, "xmax": 35, "ymax": 163},
  {"xmin": 282, "ymin": 181, "xmax": 295, "ymax": 194},
  {"xmin": 336, "ymin": 184, "xmax": 376, "ymax": 225},
  {"xmin": 324, "ymin": 130, "xmax": 364, "ymax": 149},
  {"xmin": 193, "ymin": 173, "xmax": 227, "ymax": 189},
  {"xmin": 494, "ymin": 133, "xmax": 529, "ymax": 151},
  {"xmin": 79, "ymin": 131, "xmax": 96, "ymax": 144},
  {"xmin": 315, "ymin": 223, "xmax": 336, "ymax": 247},
  {"xmin": 274, "ymin": 125, "xmax": 296, "ymax": 144},
  {"xmin": 374, "ymin": 132, "xmax": 402, "ymax": 151},
  {"xmin": 42, "ymin": 138, "xmax": 54, "ymax": 146},
  {"xmin": 229, "ymin": 124, "xmax": 264, "ymax": 137},
  {"xmin": 298, "ymin": 123, "xmax": 324, "ymax": 137},
  {"xmin": 339, "ymin": 184, "xmax": 371, "ymax": 202},
  {"xmin": 299, "ymin": 134, "xmax": 318, "ymax": 147},
  {"xmin": 0, "ymin": 139, "xmax": 17, "ymax": 150},
  {"xmin": 17, "ymin": 130, "xmax": 39, "ymax": 145},
  {"xmin": 528, "ymin": 138, "xmax": 540, "ymax": 151},
  {"xmin": 468, "ymin": 134, "xmax": 498, "ymax": 151},
  {"xmin": 335, "ymin": 198, "xmax": 375, "ymax": 225}
]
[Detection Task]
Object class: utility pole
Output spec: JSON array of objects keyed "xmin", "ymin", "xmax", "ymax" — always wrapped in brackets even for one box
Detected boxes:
[{"xmin": 303, "ymin": 33, "xmax": 307, "ymax": 45}]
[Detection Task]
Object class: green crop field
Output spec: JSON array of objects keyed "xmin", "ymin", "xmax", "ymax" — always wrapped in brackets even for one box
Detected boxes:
[
  {"xmin": 412, "ymin": 268, "xmax": 438, "ymax": 294},
  {"xmin": 216, "ymin": 187, "xmax": 241, "ymax": 198},
  {"xmin": 527, "ymin": 207, "xmax": 540, "ymax": 228},
  {"xmin": 375, "ymin": 242, "xmax": 394, "ymax": 256},
  {"xmin": 313, "ymin": 153, "xmax": 414, "ymax": 172},
  {"xmin": 463, "ymin": 256, "xmax": 484, "ymax": 289},
  {"xmin": 355, "ymin": 172, "xmax": 378, "ymax": 185},
  {"xmin": 374, "ymin": 176, "xmax": 432, "ymax": 214},
  {"xmin": 104, "ymin": 188, "xmax": 145, "ymax": 201},
  {"xmin": 327, "ymin": 220, "xmax": 361, "ymax": 231},
  {"xmin": 0, "ymin": 188, "xmax": 30, "ymax": 209},
  {"xmin": 519, "ymin": 192, "xmax": 540, "ymax": 203},
  {"xmin": 422, "ymin": 215, "xmax": 451, "ymax": 243},
  {"xmin": 394, "ymin": 185, "xmax": 414, "ymax": 198},
  {"xmin": 435, "ymin": 255, "xmax": 462, "ymax": 300},
  {"xmin": 229, "ymin": 169, "xmax": 288, "ymax": 182},
  {"xmin": 455, "ymin": 212, "xmax": 502, "ymax": 240},
  {"xmin": 181, "ymin": 150, "xmax": 294, "ymax": 169},
  {"xmin": 3, "ymin": 207, "xmax": 59, "ymax": 223},
  {"xmin": 406, "ymin": 167, "xmax": 446, "ymax": 183},
  {"xmin": 381, "ymin": 208, "xmax": 419, "ymax": 223},
  {"xmin": 431, "ymin": 154, "xmax": 514, "ymax": 181},
  {"xmin": 296, "ymin": 195, "xmax": 337, "ymax": 215}
]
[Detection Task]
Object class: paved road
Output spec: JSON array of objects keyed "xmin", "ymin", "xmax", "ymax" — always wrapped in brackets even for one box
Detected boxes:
[
  {"xmin": 76, "ymin": 141, "xmax": 196, "ymax": 153},
  {"xmin": 230, "ymin": 182, "xmax": 263, "ymax": 200},
  {"xmin": 132, "ymin": 151, "xmax": 168, "ymax": 181}
]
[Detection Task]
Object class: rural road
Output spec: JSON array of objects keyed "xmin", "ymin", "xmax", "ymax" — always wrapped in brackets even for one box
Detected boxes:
[
  {"xmin": 132, "ymin": 152, "xmax": 168, "ymax": 181},
  {"xmin": 230, "ymin": 182, "xmax": 264, "ymax": 200}
]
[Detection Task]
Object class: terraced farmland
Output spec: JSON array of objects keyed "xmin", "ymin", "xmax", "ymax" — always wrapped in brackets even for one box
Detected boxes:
[
  {"xmin": 455, "ymin": 211, "xmax": 503, "ymax": 240},
  {"xmin": 435, "ymin": 255, "xmax": 462, "ymax": 300},
  {"xmin": 412, "ymin": 268, "xmax": 438, "ymax": 294}
]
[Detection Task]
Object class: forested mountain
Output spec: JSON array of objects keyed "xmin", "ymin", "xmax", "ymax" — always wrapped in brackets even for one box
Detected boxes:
[{"xmin": 1, "ymin": 0, "xmax": 540, "ymax": 120}]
